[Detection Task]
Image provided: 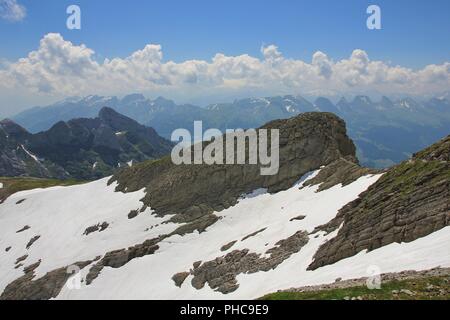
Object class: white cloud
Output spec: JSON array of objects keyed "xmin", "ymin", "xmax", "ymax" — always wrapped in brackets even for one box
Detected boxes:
[
  {"xmin": 1, "ymin": 33, "xmax": 450, "ymax": 103},
  {"xmin": 312, "ymin": 51, "xmax": 333, "ymax": 79},
  {"xmin": 0, "ymin": 0, "xmax": 26, "ymax": 22}
]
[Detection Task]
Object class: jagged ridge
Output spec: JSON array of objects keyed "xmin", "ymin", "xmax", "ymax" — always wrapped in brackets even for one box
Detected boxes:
[
  {"xmin": 111, "ymin": 112, "xmax": 357, "ymax": 230},
  {"xmin": 0, "ymin": 108, "xmax": 173, "ymax": 180}
]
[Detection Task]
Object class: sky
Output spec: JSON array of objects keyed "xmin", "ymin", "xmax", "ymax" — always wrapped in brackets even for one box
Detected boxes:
[{"xmin": 0, "ymin": 0, "xmax": 449, "ymax": 117}]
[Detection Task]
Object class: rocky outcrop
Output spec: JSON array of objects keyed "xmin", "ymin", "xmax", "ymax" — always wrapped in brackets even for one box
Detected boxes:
[
  {"xmin": 112, "ymin": 112, "xmax": 357, "ymax": 227},
  {"xmin": 309, "ymin": 135, "xmax": 450, "ymax": 270},
  {"xmin": 127, "ymin": 210, "xmax": 139, "ymax": 219},
  {"xmin": 302, "ymin": 157, "xmax": 378, "ymax": 192},
  {"xmin": 220, "ymin": 241, "xmax": 237, "ymax": 252},
  {"xmin": 16, "ymin": 225, "xmax": 30, "ymax": 233},
  {"xmin": 241, "ymin": 228, "xmax": 267, "ymax": 241},
  {"xmin": 179, "ymin": 231, "xmax": 309, "ymax": 294},
  {"xmin": 85, "ymin": 237, "xmax": 161, "ymax": 285},
  {"xmin": 83, "ymin": 222, "xmax": 109, "ymax": 236},
  {"xmin": 172, "ymin": 272, "xmax": 190, "ymax": 287},
  {"xmin": 0, "ymin": 259, "xmax": 93, "ymax": 300},
  {"xmin": 26, "ymin": 236, "xmax": 40, "ymax": 249},
  {"xmin": 15, "ymin": 255, "xmax": 28, "ymax": 265}
]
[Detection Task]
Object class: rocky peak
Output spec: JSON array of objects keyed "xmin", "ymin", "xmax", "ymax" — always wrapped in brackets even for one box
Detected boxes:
[
  {"xmin": 314, "ymin": 97, "xmax": 333, "ymax": 107},
  {"xmin": 353, "ymin": 95, "xmax": 372, "ymax": 105},
  {"xmin": 337, "ymin": 97, "xmax": 348, "ymax": 105},
  {"xmin": 153, "ymin": 97, "xmax": 176, "ymax": 109},
  {"xmin": 112, "ymin": 112, "xmax": 356, "ymax": 230},
  {"xmin": 0, "ymin": 119, "xmax": 31, "ymax": 141},
  {"xmin": 336, "ymin": 97, "xmax": 350, "ymax": 111},
  {"xmin": 0, "ymin": 109, "xmax": 173, "ymax": 180},
  {"xmin": 120, "ymin": 93, "xmax": 146, "ymax": 105},
  {"xmin": 314, "ymin": 97, "xmax": 338, "ymax": 113},
  {"xmin": 98, "ymin": 107, "xmax": 132, "ymax": 127},
  {"xmin": 380, "ymin": 96, "xmax": 394, "ymax": 107}
]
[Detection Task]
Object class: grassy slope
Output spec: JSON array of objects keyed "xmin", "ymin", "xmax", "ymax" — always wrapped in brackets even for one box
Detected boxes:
[
  {"xmin": 260, "ymin": 275, "xmax": 449, "ymax": 300},
  {"xmin": 0, "ymin": 177, "xmax": 86, "ymax": 203}
]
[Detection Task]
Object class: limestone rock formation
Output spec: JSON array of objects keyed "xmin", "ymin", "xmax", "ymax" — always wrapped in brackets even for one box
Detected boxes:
[
  {"xmin": 112, "ymin": 112, "xmax": 357, "ymax": 230},
  {"xmin": 309, "ymin": 135, "xmax": 450, "ymax": 270}
]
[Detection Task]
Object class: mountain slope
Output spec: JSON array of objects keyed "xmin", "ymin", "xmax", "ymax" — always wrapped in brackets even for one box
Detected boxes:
[
  {"xmin": 112, "ymin": 112, "xmax": 357, "ymax": 228},
  {"xmin": 1, "ymin": 108, "xmax": 173, "ymax": 180},
  {"xmin": 0, "ymin": 113, "xmax": 448, "ymax": 300},
  {"xmin": 0, "ymin": 120, "xmax": 68, "ymax": 179},
  {"xmin": 308, "ymin": 135, "xmax": 450, "ymax": 270}
]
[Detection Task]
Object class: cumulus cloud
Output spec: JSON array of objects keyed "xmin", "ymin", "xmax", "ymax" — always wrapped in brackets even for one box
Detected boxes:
[
  {"xmin": 0, "ymin": 0, "xmax": 26, "ymax": 22},
  {"xmin": 312, "ymin": 51, "xmax": 333, "ymax": 79},
  {"xmin": 1, "ymin": 33, "xmax": 450, "ymax": 101}
]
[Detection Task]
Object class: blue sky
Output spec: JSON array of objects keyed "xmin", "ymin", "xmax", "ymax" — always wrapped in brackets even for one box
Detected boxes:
[
  {"xmin": 0, "ymin": 0, "xmax": 449, "ymax": 117},
  {"xmin": 1, "ymin": 0, "xmax": 449, "ymax": 68}
]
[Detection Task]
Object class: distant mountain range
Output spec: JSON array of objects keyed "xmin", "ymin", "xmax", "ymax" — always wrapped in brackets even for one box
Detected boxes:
[
  {"xmin": 12, "ymin": 93, "xmax": 450, "ymax": 168},
  {"xmin": 0, "ymin": 107, "xmax": 173, "ymax": 179}
]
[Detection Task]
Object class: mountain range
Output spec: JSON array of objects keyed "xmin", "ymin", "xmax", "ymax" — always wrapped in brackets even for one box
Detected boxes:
[
  {"xmin": 0, "ymin": 107, "xmax": 173, "ymax": 180},
  {"xmin": 0, "ymin": 112, "xmax": 448, "ymax": 299},
  {"xmin": 12, "ymin": 94, "xmax": 450, "ymax": 168}
]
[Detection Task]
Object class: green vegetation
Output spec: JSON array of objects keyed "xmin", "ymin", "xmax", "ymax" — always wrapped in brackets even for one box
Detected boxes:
[
  {"xmin": 0, "ymin": 177, "xmax": 86, "ymax": 202},
  {"xmin": 111, "ymin": 154, "xmax": 173, "ymax": 192},
  {"xmin": 382, "ymin": 159, "xmax": 450, "ymax": 197},
  {"xmin": 259, "ymin": 275, "xmax": 449, "ymax": 300}
]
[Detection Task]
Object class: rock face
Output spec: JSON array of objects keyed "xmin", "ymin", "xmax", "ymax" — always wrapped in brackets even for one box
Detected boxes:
[
  {"xmin": 85, "ymin": 237, "xmax": 161, "ymax": 285},
  {"xmin": 76, "ymin": 112, "xmax": 355, "ymax": 289},
  {"xmin": 25, "ymin": 236, "xmax": 40, "ymax": 249},
  {"xmin": 185, "ymin": 231, "xmax": 309, "ymax": 294},
  {"xmin": 112, "ymin": 112, "xmax": 357, "ymax": 228},
  {"xmin": 0, "ymin": 259, "xmax": 93, "ymax": 300},
  {"xmin": 0, "ymin": 108, "xmax": 173, "ymax": 180},
  {"xmin": 0, "ymin": 120, "xmax": 66, "ymax": 178},
  {"xmin": 302, "ymin": 157, "xmax": 378, "ymax": 192},
  {"xmin": 83, "ymin": 222, "xmax": 109, "ymax": 236},
  {"xmin": 309, "ymin": 135, "xmax": 450, "ymax": 270},
  {"xmin": 172, "ymin": 272, "xmax": 190, "ymax": 287}
]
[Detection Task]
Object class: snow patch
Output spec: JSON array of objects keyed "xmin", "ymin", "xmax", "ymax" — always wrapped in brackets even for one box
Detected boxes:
[
  {"xmin": 1, "ymin": 169, "xmax": 448, "ymax": 300},
  {"xmin": 20, "ymin": 145, "xmax": 40, "ymax": 162},
  {"xmin": 55, "ymin": 173, "xmax": 386, "ymax": 299},
  {"xmin": 0, "ymin": 178, "xmax": 179, "ymax": 294}
]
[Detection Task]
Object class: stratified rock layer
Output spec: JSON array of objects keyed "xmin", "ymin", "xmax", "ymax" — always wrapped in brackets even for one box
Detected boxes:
[
  {"xmin": 0, "ymin": 259, "xmax": 94, "ymax": 300},
  {"xmin": 309, "ymin": 135, "xmax": 450, "ymax": 270},
  {"xmin": 188, "ymin": 231, "xmax": 309, "ymax": 294},
  {"xmin": 112, "ymin": 112, "xmax": 357, "ymax": 228}
]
